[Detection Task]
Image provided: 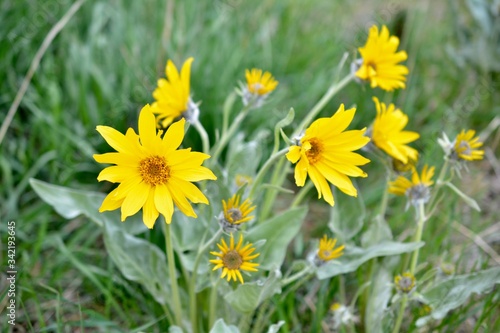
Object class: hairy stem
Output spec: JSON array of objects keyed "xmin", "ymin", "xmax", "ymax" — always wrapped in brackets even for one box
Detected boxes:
[{"xmin": 163, "ymin": 222, "xmax": 183, "ymax": 327}]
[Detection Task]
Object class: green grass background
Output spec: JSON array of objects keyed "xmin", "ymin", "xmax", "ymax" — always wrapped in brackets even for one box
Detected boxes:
[{"xmin": 1, "ymin": 0, "xmax": 499, "ymax": 331}]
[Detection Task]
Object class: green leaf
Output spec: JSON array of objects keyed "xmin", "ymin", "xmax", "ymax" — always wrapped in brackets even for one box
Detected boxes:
[
  {"xmin": 226, "ymin": 134, "xmax": 262, "ymax": 183},
  {"xmin": 224, "ymin": 270, "xmax": 282, "ymax": 313},
  {"xmin": 365, "ymin": 266, "xmax": 392, "ymax": 333},
  {"xmin": 361, "ymin": 216, "xmax": 393, "ymax": 248},
  {"xmin": 168, "ymin": 327, "xmax": 183, "ymax": 333},
  {"xmin": 103, "ymin": 221, "xmax": 171, "ymax": 305},
  {"xmin": 416, "ymin": 267, "xmax": 500, "ymax": 327},
  {"xmin": 209, "ymin": 318, "xmax": 240, "ymax": 333},
  {"xmin": 444, "ymin": 181, "xmax": 481, "ymax": 212},
  {"xmin": 329, "ymin": 192, "xmax": 366, "ymax": 242},
  {"xmin": 246, "ymin": 206, "xmax": 307, "ymax": 270},
  {"xmin": 274, "ymin": 108, "xmax": 294, "ymax": 148},
  {"xmin": 317, "ymin": 241, "xmax": 424, "ymax": 280},
  {"xmin": 30, "ymin": 178, "xmax": 145, "ymax": 234}
]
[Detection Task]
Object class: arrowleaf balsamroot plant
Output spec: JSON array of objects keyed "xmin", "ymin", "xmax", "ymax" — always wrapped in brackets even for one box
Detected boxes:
[{"xmin": 25, "ymin": 12, "xmax": 500, "ymax": 333}]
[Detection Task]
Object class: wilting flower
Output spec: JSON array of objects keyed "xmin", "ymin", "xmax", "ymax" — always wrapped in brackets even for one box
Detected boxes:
[
  {"xmin": 210, "ymin": 233, "xmax": 259, "ymax": 284},
  {"xmin": 329, "ymin": 302, "xmax": 358, "ymax": 329},
  {"xmin": 392, "ymin": 157, "xmax": 417, "ymax": 173},
  {"xmin": 394, "ymin": 272, "xmax": 416, "ymax": 294},
  {"xmin": 371, "ymin": 97, "xmax": 419, "ymax": 163},
  {"xmin": 317, "ymin": 235, "xmax": 345, "ymax": 262},
  {"xmin": 151, "ymin": 57, "xmax": 199, "ymax": 127},
  {"xmin": 241, "ymin": 68, "xmax": 278, "ymax": 108},
  {"xmin": 389, "ymin": 164, "xmax": 435, "ymax": 208},
  {"xmin": 235, "ymin": 174, "xmax": 253, "ymax": 188},
  {"xmin": 218, "ymin": 194, "xmax": 256, "ymax": 232},
  {"xmin": 440, "ymin": 262, "xmax": 455, "ymax": 276},
  {"xmin": 286, "ymin": 104, "xmax": 371, "ymax": 206},
  {"xmin": 355, "ymin": 25, "xmax": 409, "ymax": 91},
  {"xmin": 94, "ymin": 105, "xmax": 216, "ymax": 228}
]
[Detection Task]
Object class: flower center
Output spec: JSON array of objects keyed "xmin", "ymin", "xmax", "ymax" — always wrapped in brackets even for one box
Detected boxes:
[
  {"xmin": 406, "ymin": 184, "xmax": 430, "ymax": 204},
  {"xmin": 457, "ymin": 140, "xmax": 472, "ymax": 157},
  {"xmin": 139, "ymin": 155, "xmax": 170, "ymax": 186},
  {"xmin": 367, "ymin": 62, "xmax": 377, "ymax": 77},
  {"xmin": 397, "ymin": 276, "xmax": 415, "ymax": 292},
  {"xmin": 222, "ymin": 250, "xmax": 243, "ymax": 270},
  {"xmin": 304, "ymin": 138, "xmax": 323, "ymax": 164},
  {"xmin": 227, "ymin": 208, "xmax": 243, "ymax": 224},
  {"xmin": 249, "ymin": 82, "xmax": 264, "ymax": 94}
]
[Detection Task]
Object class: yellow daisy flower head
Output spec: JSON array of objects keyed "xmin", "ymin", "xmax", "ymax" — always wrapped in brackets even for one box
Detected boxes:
[
  {"xmin": 209, "ymin": 233, "xmax": 260, "ymax": 284},
  {"xmin": 452, "ymin": 130, "xmax": 484, "ymax": 161},
  {"xmin": 218, "ymin": 194, "xmax": 256, "ymax": 232},
  {"xmin": 354, "ymin": 25, "xmax": 409, "ymax": 91},
  {"xmin": 389, "ymin": 164, "xmax": 435, "ymax": 208},
  {"xmin": 242, "ymin": 68, "xmax": 278, "ymax": 108},
  {"xmin": 371, "ymin": 97, "xmax": 420, "ymax": 163},
  {"xmin": 93, "ymin": 104, "xmax": 217, "ymax": 229},
  {"xmin": 394, "ymin": 272, "xmax": 416, "ymax": 294},
  {"xmin": 317, "ymin": 234, "xmax": 345, "ymax": 263},
  {"xmin": 151, "ymin": 57, "xmax": 199, "ymax": 128},
  {"xmin": 286, "ymin": 104, "xmax": 371, "ymax": 206}
]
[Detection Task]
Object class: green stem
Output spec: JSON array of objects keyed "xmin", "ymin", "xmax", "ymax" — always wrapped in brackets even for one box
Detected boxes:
[
  {"xmin": 163, "ymin": 222, "xmax": 183, "ymax": 327},
  {"xmin": 379, "ymin": 171, "xmax": 391, "ymax": 218},
  {"xmin": 281, "ymin": 266, "xmax": 313, "ymax": 286},
  {"xmin": 258, "ymin": 156, "xmax": 287, "ymax": 221},
  {"xmin": 363, "ymin": 171, "xmax": 390, "ymax": 321},
  {"xmin": 409, "ymin": 202, "xmax": 426, "ymax": 274},
  {"xmin": 429, "ymin": 158, "xmax": 450, "ymax": 202},
  {"xmin": 251, "ymin": 300, "xmax": 271, "ymax": 333},
  {"xmin": 339, "ymin": 275, "xmax": 356, "ymax": 333},
  {"xmin": 222, "ymin": 92, "xmax": 237, "ymax": 137},
  {"xmin": 392, "ymin": 295, "xmax": 408, "ymax": 333},
  {"xmin": 392, "ymin": 201, "xmax": 426, "ymax": 333},
  {"xmin": 248, "ymin": 148, "xmax": 289, "ymax": 199},
  {"xmin": 293, "ymin": 72, "xmax": 355, "ymax": 138},
  {"xmin": 189, "ymin": 229, "xmax": 223, "ymax": 333},
  {"xmin": 291, "ymin": 181, "xmax": 314, "ymax": 207},
  {"xmin": 211, "ymin": 106, "xmax": 250, "ymax": 163},
  {"xmin": 192, "ymin": 120, "xmax": 210, "ymax": 155},
  {"xmin": 258, "ymin": 272, "xmax": 315, "ymax": 330},
  {"xmin": 161, "ymin": 304, "xmax": 175, "ymax": 326},
  {"xmin": 208, "ymin": 278, "xmax": 222, "ymax": 329}
]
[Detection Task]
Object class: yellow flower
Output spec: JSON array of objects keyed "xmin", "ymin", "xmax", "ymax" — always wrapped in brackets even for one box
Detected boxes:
[
  {"xmin": 210, "ymin": 233, "xmax": 259, "ymax": 284},
  {"xmin": 389, "ymin": 164, "xmax": 435, "ymax": 207},
  {"xmin": 152, "ymin": 57, "xmax": 194, "ymax": 128},
  {"xmin": 318, "ymin": 235, "xmax": 345, "ymax": 262},
  {"xmin": 242, "ymin": 68, "xmax": 278, "ymax": 107},
  {"xmin": 222, "ymin": 194, "xmax": 255, "ymax": 225},
  {"xmin": 394, "ymin": 272, "xmax": 416, "ymax": 293},
  {"xmin": 356, "ymin": 25, "xmax": 409, "ymax": 91},
  {"xmin": 286, "ymin": 104, "xmax": 371, "ymax": 206},
  {"xmin": 245, "ymin": 68, "xmax": 278, "ymax": 95},
  {"xmin": 219, "ymin": 194, "xmax": 256, "ymax": 232},
  {"xmin": 453, "ymin": 130, "xmax": 484, "ymax": 161},
  {"xmin": 371, "ymin": 97, "xmax": 419, "ymax": 163},
  {"xmin": 94, "ymin": 104, "xmax": 216, "ymax": 229}
]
